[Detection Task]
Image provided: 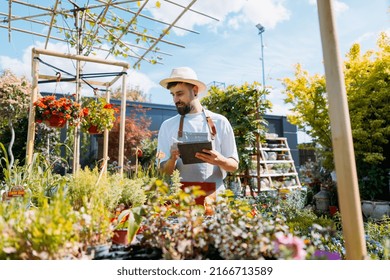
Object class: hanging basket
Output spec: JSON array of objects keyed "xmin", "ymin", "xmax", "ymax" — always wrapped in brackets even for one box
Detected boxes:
[
  {"xmin": 88, "ymin": 125, "xmax": 102, "ymax": 134},
  {"xmin": 43, "ymin": 115, "xmax": 67, "ymax": 128}
]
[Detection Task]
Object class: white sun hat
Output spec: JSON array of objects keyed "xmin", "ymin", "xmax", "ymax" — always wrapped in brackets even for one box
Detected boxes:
[{"xmin": 159, "ymin": 67, "xmax": 207, "ymax": 93}]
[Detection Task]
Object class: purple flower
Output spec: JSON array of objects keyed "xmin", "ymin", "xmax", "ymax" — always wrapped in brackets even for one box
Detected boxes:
[{"xmin": 313, "ymin": 250, "xmax": 342, "ymax": 260}]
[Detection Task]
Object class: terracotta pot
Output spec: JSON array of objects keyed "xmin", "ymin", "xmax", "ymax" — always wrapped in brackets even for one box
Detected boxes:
[
  {"xmin": 88, "ymin": 125, "xmax": 102, "ymax": 134},
  {"xmin": 329, "ymin": 206, "xmax": 338, "ymax": 216},
  {"xmin": 44, "ymin": 115, "xmax": 67, "ymax": 128},
  {"xmin": 112, "ymin": 230, "xmax": 129, "ymax": 245}
]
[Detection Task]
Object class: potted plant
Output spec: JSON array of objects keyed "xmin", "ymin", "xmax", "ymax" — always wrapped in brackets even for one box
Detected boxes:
[
  {"xmin": 81, "ymin": 97, "xmax": 118, "ymax": 134},
  {"xmin": 34, "ymin": 95, "xmax": 82, "ymax": 128}
]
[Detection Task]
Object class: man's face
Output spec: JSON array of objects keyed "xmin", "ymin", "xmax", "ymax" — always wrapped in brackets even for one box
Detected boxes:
[{"xmin": 169, "ymin": 83, "xmax": 197, "ymax": 115}]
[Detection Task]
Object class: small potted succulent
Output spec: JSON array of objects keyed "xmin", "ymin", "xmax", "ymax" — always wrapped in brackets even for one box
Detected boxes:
[
  {"xmin": 34, "ymin": 94, "xmax": 82, "ymax": 128},
  {"xmin": 81, "ymin": 97, "xmax": 118, "ymax": 134}
]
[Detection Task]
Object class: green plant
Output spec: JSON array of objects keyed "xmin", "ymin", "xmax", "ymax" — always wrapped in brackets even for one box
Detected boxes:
[
  {"xmin": 0, "ymin": 70, "xmax": 31, "ymax": 167},
  {"xmin": 201, "ymin": 82, "xmax": 272, "ymax": 176},
  {"xmin": 273, "ymin": 162, "xmax": 291, "ymax": 172},
  {"xmin": 0, "ymin": 191, "xmax": 82, "ymax": 259},
  {"xmin": 67, "ymin": 166, "xmax": 123, "ymax": 211},
  {"xmin": 118, "ymin": 177, "xmax": 147, "ymax": 208},
  {"xmin": 81, "ymin": 97, "xmax": 118, "ymax": 132},
  {"xmin": 358, "ymin": 163, "xmax": 387, "ymax": 200},
  {"xmin": 364, "ymin": 217, "xmax": 390, "ymax": 260}
]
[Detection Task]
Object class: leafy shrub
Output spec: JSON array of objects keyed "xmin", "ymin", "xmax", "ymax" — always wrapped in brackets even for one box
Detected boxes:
[{"xmin": 0, "ymin": 192, "xmax": 81, "ymax": 259}]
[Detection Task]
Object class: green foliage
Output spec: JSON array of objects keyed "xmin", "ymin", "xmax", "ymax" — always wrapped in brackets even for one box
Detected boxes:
[
  {"xmin": 0, "ymin": 192, "xmax": 81, "ymax": 259},
  {"xmin": 358, "ymin": 163, "xmax": 387, "ymax": 200},
  {"xmin": 283, "ymin": 33, "xmax": 389, "ymax": 166},
  {"xmin": 118, "ymin": 177, "xmax": 147, "ymax": 208},
  {"xmin": 81, "ymin": 97, "xmax": 118, "ymax": 132},
  {"xmin": 364, "ymin": 217, "xmax": 390, "ymax": 260},
  {"xmin": 138, "ymin": 138, "xmax": 158, "ymax": 169},
  {"xmin": 282, "ymin": 65, "xmax": 333, "ymax": 169},
  {"xmin": 201, "ymin": 82, "xmax": 272, "ymax": 174},
  {"xmin": 282, "ymin": 32, "xmax": 390, "ymax": 198},
  {"xmin": 345, "ymin": 32, "xmax": 390, "ymax": 165},
  {"xmin": 66, "ymin": 166, "xmax": 123, "ymax": 211}
]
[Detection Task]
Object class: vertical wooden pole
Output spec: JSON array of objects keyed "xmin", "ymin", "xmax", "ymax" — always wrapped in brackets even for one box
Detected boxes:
[
  {"xmin": 26, "ymin": 49, "xmax": 39, "ymax": 165},
  {"xmin": 317, "ymin": 0, "xmax": 367, "ymax": 259},
  {"xmin": 72, "ymin": 9, "xmax": 82, "ymax": 173},
  {"xmin": 118, "ymin": 73, "xmax": 127, "ymax": 175},
  {"xmin": 102, "ymin": 85, "xmax": 110, "ymax": 175}
]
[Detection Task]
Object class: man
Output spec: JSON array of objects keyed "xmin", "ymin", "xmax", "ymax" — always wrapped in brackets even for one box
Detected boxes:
[{"xmin": 157, "ymin": 67, "xmax": 239, "ymax": 205}]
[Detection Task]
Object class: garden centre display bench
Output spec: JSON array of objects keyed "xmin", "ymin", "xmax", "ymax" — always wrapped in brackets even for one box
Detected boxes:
[{"xmin": 242, "ymin": 136, "xmax": 301, "ymax": 197}]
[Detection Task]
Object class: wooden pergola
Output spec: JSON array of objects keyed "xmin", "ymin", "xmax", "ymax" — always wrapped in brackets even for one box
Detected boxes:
[
  {"xmin": 26, "ymin": 48, "xmax": 129, "ymax": 174},
  {"xmin": 1, "ymin": 0, "xmax": 217, "ymax": 174},
  {"xmin": 2, "ymin": 0, "xmax": 367, "ymax": 260}
]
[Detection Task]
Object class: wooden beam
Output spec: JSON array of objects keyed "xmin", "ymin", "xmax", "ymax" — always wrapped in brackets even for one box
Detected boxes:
[{"xmin": 316, "ymin": 0, "xmax": 367, "ymax": 260}]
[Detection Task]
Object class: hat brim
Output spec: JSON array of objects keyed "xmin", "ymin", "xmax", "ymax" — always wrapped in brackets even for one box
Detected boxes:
[{"xmin": 159, "ymin": 78, "xmax": 207, "ymax": 93}]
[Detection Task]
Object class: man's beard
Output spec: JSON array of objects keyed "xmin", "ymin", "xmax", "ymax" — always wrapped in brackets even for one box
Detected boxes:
[{"xmin": 176, "ymin": 102, "xmax": 191, "ymax": 115}]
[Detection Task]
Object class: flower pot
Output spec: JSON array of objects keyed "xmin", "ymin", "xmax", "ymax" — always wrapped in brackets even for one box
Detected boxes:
[
  {"xmin": 313, "ymin": 189, "xmax": 330, "ymax": 212},
  {"xmin": 329, "ymin": 206, "xmax": 338, "ymax": 216},
  {"xmin": 88, "ymin": 125, "xmax": 102, "ymax": 134},
  {"xmin": 112, "ymin": 230, "xmax": 129, "ymax": 245},
  {"xmin": 44, "ymin": 115, "xmax": 67, "ymax": 128},
  {"xmin": 361, "ymin": 200, "xmax": 390, "ymax": 220}
]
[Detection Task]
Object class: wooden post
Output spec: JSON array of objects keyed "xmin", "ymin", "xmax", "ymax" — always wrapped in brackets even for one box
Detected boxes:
[
  {"xmin": 72, "ymin": 10, "xmax": 82, "ymax": 174},
  {"xmin": 26, "ymin": 49, "xmax": 39, "ymax": 165},
  {"xmin": 102, "ymin": 85, "xmax": 110, "ymax": 175},
  {"xmin": 118, "ymin": 73, "xmax": 127, "ymax": 175},
  {"xmin": 316, "ymin": 0, "xmax": 367, "ymax": 259}
]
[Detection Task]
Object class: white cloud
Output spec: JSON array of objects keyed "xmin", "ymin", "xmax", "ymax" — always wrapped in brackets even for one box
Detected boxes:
[
  {"xmin": 333, "ymin": 0, "xmax": 349, "ymax": 14},
  {"xmin": 149, "ymin": 0, "xmax": 291, "ymax": 35},
  {"xmin": 308, "ymin": 0, "xmax": 349, "ymax": 15},
  {"xmin": 0, "ymin": 41, "xmax": 156, "ymax": 97}
]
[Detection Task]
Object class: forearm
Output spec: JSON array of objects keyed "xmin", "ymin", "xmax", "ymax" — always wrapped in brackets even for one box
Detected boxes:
[
  {"xmin": 219, "ymin": 157, "xmax": 239, "ymax": 172},
  {"xmin": 160, "ymin": 157, "xmax": 177, "ymax": 175}
]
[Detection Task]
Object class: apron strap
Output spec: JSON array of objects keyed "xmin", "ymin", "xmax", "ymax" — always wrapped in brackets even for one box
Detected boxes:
[
  {"xmin": 206, "ymin": 115, "xmax": 217, "ymax": 140},
  {"xmin": 178, "ymin": 114, "xmax": 185, "ymax": 138},
  {"xmin": 177, "ymin": 109, "xmax": 217, "ymax": 140}
]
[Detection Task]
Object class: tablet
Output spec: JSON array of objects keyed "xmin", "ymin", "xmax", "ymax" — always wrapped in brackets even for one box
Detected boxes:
[{"xmin": 177, "ymin": 141, "xmax": 212, "ymax": 164}]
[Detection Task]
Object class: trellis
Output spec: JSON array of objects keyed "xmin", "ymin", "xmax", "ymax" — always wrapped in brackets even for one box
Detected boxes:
[
  {"xmin": 27, "ymin": 48, "xmax": 129, "ymax": 174},
  {"xmin": 1, "ymin": 0, "xmax": 217, "ymax": 174},
  {"xmin": 2, "ymin": 0, "xmax": 367, "ymax": 260}
]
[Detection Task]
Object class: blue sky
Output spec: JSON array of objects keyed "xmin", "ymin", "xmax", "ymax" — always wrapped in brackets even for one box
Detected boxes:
[{"xmin": 0, "ymin": 0, "xmax": 389, "ymax": 141}]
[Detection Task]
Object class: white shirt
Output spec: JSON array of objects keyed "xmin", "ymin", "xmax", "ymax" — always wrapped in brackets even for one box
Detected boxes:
[{"xmin": 157, "ymin": 109, "xmax": 239, "ymax": 192}]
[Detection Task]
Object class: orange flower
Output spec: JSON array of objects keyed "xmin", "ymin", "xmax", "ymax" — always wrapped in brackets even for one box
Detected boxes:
[{"xmin": 34, "ymin": 95, "xmax": 82, "ymax": 126}]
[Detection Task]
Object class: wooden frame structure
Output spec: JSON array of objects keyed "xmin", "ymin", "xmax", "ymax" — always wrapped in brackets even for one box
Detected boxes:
[
  {"xmin": 26, "ymin": 47, "xmax": 129, "ymax": 174},
  {"xmin": 0, "ymin": 0, "xmax": 217, "ymax": 68},
  {"xmin": 3, "ymin": 0, "xmax": 366, "ymax": 260},
  {"xmin": 1, "ymin": 0, "xmax": 217, "ymax": 174}
]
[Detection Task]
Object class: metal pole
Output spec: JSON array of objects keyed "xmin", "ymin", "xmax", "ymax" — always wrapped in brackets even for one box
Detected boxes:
[
  {"xmin": 317, "ymin": 0, "xmax": 367, "ymax": 259},
  {"xmin": 260, "ymin": 32, "xmax": 265, "ymax": 88}
]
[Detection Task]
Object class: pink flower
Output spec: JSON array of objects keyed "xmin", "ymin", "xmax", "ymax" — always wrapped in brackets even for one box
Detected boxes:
[{"xmin": 274, "ymin": 232, "xmax": 307, "ymax": 260}]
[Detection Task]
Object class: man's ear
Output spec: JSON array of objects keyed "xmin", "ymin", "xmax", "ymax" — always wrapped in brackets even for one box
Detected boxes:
[{"xmin": 193, "ymin": 85, "xmax": 199, "ymax": 97}]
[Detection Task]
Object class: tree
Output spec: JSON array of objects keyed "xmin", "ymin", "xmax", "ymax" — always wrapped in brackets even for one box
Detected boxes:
[
  {"xmin": 0, "ymin": 70, "xmax": 31, "ymax": 167},
  {"xmin": 201, "ymin": 82, "xmax": 272, "ymax": 182},
  {"xmin": 107, "ymin": 105, "xmax": 154, "ymax": 165},
  {"xmin": 111, "ymin": 86, "xmax": 150, "ymax": 102},
  {"xmin": 282, "ymin": 32, "xmax": 390, "ymax": 200}
]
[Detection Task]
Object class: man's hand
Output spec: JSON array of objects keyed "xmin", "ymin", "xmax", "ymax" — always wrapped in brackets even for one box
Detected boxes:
[
  {"xmin": 160, "ymin": 143, "xmax": 180, "ymax": 175},
  {"xmin": 195, "ymin": 149, "xmax": 238, "ymax": 172}
]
